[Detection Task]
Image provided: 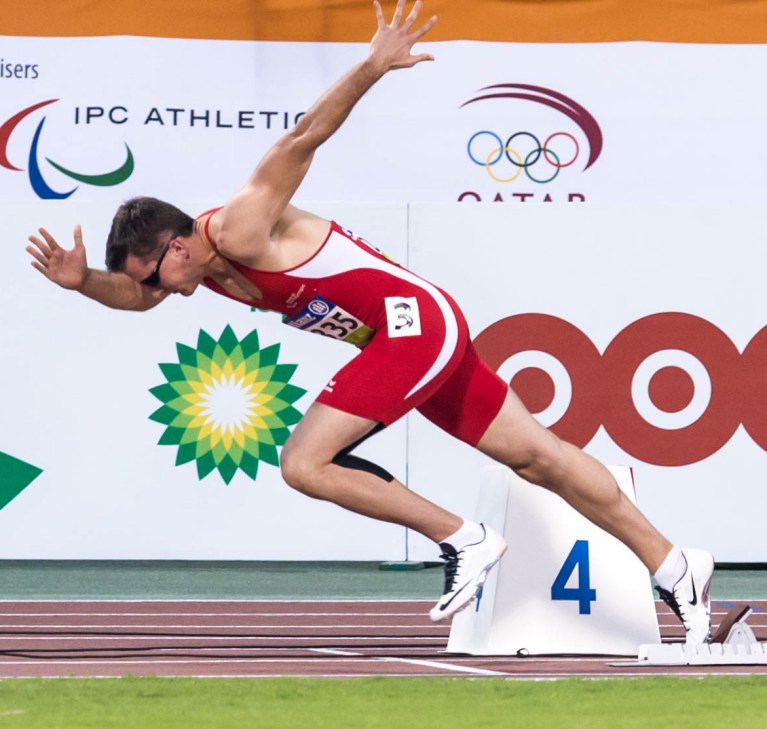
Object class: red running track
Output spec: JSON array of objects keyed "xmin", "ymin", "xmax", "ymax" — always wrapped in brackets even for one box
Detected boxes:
[{"xmin": 0, "ymin": 600, "xmax": 764, "ymax": 679}]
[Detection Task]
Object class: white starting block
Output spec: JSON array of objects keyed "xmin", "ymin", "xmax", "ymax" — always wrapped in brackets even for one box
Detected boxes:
[
  {"xmin": 634, "ymin": 606, "xmax": 767, "ymax": 666},
  {"xmin": 446, "ymin": 465, "xmax": 660, "ymax": 656}
]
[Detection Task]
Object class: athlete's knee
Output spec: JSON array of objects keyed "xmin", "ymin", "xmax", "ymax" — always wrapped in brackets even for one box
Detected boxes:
[
  {"xmin": 279, "ymin": 447, "xmax": 322, "ymax": 497},
  {"xmin": 507, "ymin": 432, "xmax": 569, "ymax": 490}
]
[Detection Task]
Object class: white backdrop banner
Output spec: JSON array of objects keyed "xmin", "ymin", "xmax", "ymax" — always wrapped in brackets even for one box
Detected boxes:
[
  {"xmin": 3, "ymin": 31, "xmax": 767, "ymax": 561},
  {"xmin": 1, "ymin": 37, "xmax": 766, "ymax": 205},
  {"xmin": 3, "ymin": 201, "xmax": 766, "ymax": 561}
]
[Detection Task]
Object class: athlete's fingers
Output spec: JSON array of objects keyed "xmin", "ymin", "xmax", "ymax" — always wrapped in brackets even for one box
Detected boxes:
[
  {"xmin": 413, "ymin": 53, "xmax": 434, "ymax": 65},
  {"xmin": 408, "ymin": 52, "xmax": 435, "ymax": 65},
  {"xmin": 391, "ymin": 0, "xmax": 406, "ymax": 27},
  {"xmin": 37, "ymin": 227, "xmax": 61, "ymax": 251},
  {"xmin": 411, "ymin": 13, "xmax": 438, "ymax": 40},
  {"xmin": 29, "ymin": 260, "xmax": 48, "ymax": 277},
  {"xmin": 402, "ymin": 0, "xmax": 422, "ymax": 30},
  {"xmin": 373, "ymin": 0, "xmax": 385, "ymax": 28},
  {"xmin": 25, "ymin": 245, "xmax": 49, "ymax": 268},
  {"xmin": 73, "ymin": 224, "xmax": 84, "ymax": 250},
  {"xmin": 27, "ymin": 232, "xmax": 52, "ymax": 258}
]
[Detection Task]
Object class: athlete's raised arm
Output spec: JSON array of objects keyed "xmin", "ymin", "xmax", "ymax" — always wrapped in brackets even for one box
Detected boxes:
[
  {"xmin": 26, "ymin": 225, "xmax": 167, "ymax": 311},
  {"xmin": 216, "ymin": 0, "xmax": 437, "ymax": 264}
]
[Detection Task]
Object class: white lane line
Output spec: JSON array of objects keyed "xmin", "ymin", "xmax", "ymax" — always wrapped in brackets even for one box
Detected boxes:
[
  {"xmin": 444, "ymin": 656, "xmax": 641, "ymax": 664},
  {"xmin": 0, "ymin": 636, "xmax": 440, "ymax": 642},
  {"xmin": 0, "ymin": 601, "xmax": 434, "ymax": 605},
  {"xmin": 309, "ymin": 648, "xmax": 509, "ymax": 677},
  {"xmin": 0, "ymin": 652, "xmax": 508, "ymax": 676},
  {"xmin": 0, "ymin": 612, "xmax": 433, "ymax": 618},
  {"xmin": 0, "ymin": 624, "xmax": 445, "ymax": 630},
  {"xmin": 0, "ymin": 657, "xmax": 475, "ymax": 668}
]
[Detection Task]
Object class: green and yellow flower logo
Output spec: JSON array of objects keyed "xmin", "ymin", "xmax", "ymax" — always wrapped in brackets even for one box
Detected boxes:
[{"xmin": 149, "ymin": 326, "xmax": 306, "ymax": 484}]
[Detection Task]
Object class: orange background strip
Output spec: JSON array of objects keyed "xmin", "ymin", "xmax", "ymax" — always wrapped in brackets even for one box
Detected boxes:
[{"xmin": 6, "ymin": 1, "xmax": 767, "ymax": 43}]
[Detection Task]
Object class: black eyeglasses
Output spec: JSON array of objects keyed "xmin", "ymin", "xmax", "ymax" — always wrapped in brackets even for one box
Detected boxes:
[{"xmin": 140, "ymin": 236, "xmax": 173, "ymax": 287}]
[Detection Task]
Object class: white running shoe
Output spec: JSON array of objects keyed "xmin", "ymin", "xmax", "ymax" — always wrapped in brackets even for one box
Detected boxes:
[
  {"xmin": 655, "ymin": 547, "xmax": 714, "ymax": 644},
  {"xmin": 429, "ymin": 524, "xmax": 507, "ymax": 622}
]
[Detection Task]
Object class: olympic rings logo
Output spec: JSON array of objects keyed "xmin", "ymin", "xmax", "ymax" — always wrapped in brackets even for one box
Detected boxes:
[
  {"xmin": 473, "ymin": 313, "xmax": 767, "ymax": 466},
  {"xmin": 467, "ymin": 130, "xmax": 579, "ymax": 183},
  {"xmin": 461, "ymin": 84, "xmax": 603, "ymax": 184}
]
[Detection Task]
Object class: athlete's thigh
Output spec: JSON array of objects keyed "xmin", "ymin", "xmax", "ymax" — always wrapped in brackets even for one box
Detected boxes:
[
  {"xmin": 416, "ymin": 343, "xmax": 508, "ymax": 446},
  {"xmin": 475, "ymin": 388, "xmax": 560, "ymax": 465},
  {"xmin": 282, "ymin": 401, "xmax": 380, "ymax": 467}
]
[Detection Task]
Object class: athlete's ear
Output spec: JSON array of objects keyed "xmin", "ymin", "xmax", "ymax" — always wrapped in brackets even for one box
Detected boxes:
[{"xmin": 171, "ymin": 238, "xmax": 191, "ymax": 258}]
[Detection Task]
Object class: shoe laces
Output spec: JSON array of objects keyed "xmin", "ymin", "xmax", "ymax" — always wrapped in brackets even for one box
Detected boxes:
[
  {"xmin": 655, "ymin": 586, "xmax": 683, "ymax": 622},
  {"xmin": 439, "ymin": 547, "xmax": 460, "ymax": 593}
]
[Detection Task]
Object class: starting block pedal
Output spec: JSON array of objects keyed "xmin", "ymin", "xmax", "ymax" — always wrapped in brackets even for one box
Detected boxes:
[
  {"xmin": 633, "ymin": 605, "xmax": 767, "ymax": 666},
  {"xmin": 710, "ymin": 605, "xmax": 753, "ymax": 643}
]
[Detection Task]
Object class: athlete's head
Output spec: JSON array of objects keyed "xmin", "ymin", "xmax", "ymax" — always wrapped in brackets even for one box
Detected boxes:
[{"xmin": 105, "ymin": 196, "xmax": 194, "ymax": 272}]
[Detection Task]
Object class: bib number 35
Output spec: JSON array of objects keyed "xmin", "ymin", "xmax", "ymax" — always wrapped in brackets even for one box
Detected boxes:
[{"xmin": 283, "ymin": 296, "xmax": 373, "ymax": 347}]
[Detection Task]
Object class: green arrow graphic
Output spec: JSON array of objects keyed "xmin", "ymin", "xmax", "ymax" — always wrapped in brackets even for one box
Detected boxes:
[{"xmin": 0, "ymin": 451, "xmax": 42, "ymax": 510}]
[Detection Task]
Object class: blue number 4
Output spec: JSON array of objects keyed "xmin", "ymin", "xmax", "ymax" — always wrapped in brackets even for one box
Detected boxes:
[{"xmin": 551, "ymin": 539, "xmax": 597, "ymax": 614}]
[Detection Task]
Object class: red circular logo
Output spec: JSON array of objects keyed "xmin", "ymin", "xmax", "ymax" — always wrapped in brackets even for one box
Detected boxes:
[{"xmin": 474, "ymin": 312, "xmax": 758, "ymax": 466}]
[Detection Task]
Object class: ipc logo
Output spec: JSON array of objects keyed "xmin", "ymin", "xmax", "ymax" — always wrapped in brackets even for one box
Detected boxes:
[{"xmin": 0, "ymin": 99, "xmax": 134, "ymax": 199}]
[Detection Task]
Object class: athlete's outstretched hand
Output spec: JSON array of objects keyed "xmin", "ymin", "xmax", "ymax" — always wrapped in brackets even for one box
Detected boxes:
[
  {"xmin": 27, "ymin": 225, "xmax": 89, "ymax": 291},
  {"xmin": 369, "ymin": 0, "xmax": 438, "ymax": 72}
]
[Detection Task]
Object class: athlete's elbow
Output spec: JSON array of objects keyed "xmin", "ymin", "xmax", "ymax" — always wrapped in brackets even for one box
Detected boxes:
[{"xmin": 279, "ymin": 124, "xmax": 325, "ymax": 160}]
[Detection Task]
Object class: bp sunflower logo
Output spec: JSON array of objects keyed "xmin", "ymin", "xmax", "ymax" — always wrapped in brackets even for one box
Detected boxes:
[{"xmin": 149, "ymin": 326, "xmax": 306, "ymax": 484}]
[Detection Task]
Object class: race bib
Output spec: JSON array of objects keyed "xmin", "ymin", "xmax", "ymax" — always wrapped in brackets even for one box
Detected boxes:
[{"xmin": 283, "ymin": 296, "xmax": 373, "ymax": 347}]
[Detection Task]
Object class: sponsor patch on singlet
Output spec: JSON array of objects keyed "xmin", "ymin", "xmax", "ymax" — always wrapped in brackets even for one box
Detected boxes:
[
  {"xmin": 283, "ymin": 296, "xmax": 374, "ymax": 347},
  {"xmin": 384, "ymin": 296, "xmax": 422, "ymax": 338}
]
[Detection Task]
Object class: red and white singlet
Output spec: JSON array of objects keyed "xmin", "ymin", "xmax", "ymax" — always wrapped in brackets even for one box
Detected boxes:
[{"xmin": 201, "ymin": 216, "xmax": 507, "ymax": 445}]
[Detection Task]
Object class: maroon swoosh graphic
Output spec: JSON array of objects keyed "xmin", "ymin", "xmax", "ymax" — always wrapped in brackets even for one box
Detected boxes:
[
  {"xmin": 0, "ymin": 99, "xmax": 58, "ymax": 171},
  {"xmin": 461, "ymin": 84, "xmax": 602, "ymax": 170}
]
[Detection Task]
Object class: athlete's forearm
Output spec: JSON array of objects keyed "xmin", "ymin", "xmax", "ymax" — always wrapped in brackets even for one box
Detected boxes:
[
  {"xmin": 77, "ymin": 268, "xmax": 159, "ymax": 311},
  {"xmin": 289, "ymin": 58, "xmax": 384, "ymax": 153},
  {"xmin": 231, "ymin": 56, "xmax": 390, "ymax": 237}
]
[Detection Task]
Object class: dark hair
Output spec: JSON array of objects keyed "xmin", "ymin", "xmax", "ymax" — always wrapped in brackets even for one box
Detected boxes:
[{"xmin": 105, "ymin": 196, "xmax": 195, "ymax": 271}]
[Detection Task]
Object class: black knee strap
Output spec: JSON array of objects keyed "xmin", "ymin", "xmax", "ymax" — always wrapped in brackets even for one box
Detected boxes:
[
  {"xmin": 331, "ymin": 422, "xmax": 394, "ymax": 483},
  {"xmin": 331, "ymin": 453, "xmax": 395, "ymax": 483}
]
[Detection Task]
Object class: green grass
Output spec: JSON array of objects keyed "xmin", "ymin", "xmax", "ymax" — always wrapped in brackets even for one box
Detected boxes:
[{"xmin": 0, "ymin": 677, "xmax": 766, "ymax": 728}]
